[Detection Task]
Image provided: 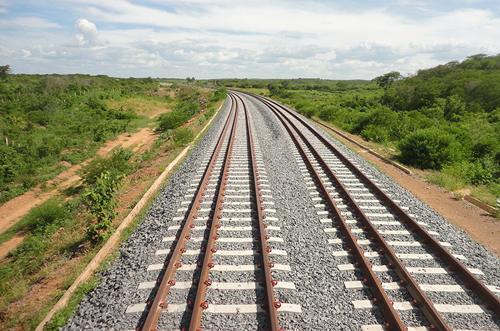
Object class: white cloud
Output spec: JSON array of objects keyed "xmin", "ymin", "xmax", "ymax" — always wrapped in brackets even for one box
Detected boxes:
[
  {"xmin": 0, "ymin": 17, "xmax": 60, "ymax": 29},
  {"xmin": 0, "ymin": 1, "xmax": 499, "ymax": 78},
  {"xmin": 15, "ymin": 17, "xmax": 60, "ymax": 28},
  {"xmin": 74, "ymin": 18, "xmax": 105, "ymax": 46}
]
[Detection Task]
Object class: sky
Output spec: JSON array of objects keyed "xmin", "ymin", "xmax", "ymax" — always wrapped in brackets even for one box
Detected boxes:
[{"xmin": 0, "ymin": 0, "xmax": 499, "ymax": 79}]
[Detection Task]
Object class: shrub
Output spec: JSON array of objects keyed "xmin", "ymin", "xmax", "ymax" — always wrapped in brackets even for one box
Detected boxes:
[
  {"xmin": 318, "ymin": 106, "xmax": 337, "ymax": 122},
  {"xmin": 6, "ymin": 199, "xmax": 70, "ymax": 273},
  {"xmin": 204, "ymin": 108, "xmax": 215, "ymax": 120},
  {"xmin": 360, "ymin": 124, "xmax": 390, "ymax": 143},
  {"xmin": 84, "ymin": 171, "xmax": 123, "ymax": 243},
  {"xmin": 210, "ymin": 87, "xmax": 227, "ymax": 102},
  {"xmin": 172, "ymin": 128, "xmax": 194, "ymax": 146},
  {"xmin": 472, "ymin": 136, "xmax": 499, "ymax": 158},
  {"xmin": 82, "ymin": 148, "xmax": 133, "ymax": 186},
  {"xmin": 300, "ymin": 106, "xmax": 316, "ymax": 118},
  {"xmin": 465, "ymin": 159, "xmax": 494, "ymax": 185},
  {"xmin": 23, "ymin": 199, "xmax": 68, "ymax": 233},
  {"xmin": 157, "ymin": 111, "xmax": 189, "ymax": 131},
  {"xmin": 398, "ymin": 127, "xmax": 464, "ymax": 170},
  {"xmin": 174, "ymin": 101, "xmax": 200, "ymax": 117},
  {"xmin": 487, "ymin": 109, "xmax": 500, "ymax": 123}
]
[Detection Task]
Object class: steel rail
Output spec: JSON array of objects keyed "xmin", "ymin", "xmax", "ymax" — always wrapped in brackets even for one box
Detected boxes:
[
  {"xmin": 140, "ymin": 97, "xmax": 237, "ymax": 331},
  {"xmin": 255, "ymin": 95, "xmax": 450, "ymax": 330},
  {"xmin": 188, "ymin": 93, "xmax": 240, "ymax": 330},
  {"xmin": 254, "ymin": 94, "xmax": 407, "ymax": 330},
  {"xmin": 233, "ymin": 92, "xmax": 281, "ymax": 330},
  {"xmin": 257, "ymin": 93, "xmax": 500, "ymax": 319}
]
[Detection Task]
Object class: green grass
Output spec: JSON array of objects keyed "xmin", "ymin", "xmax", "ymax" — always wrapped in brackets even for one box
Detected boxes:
[
  {"xmin": 0, "ymin": 83, "xmax": 226, "ymax": 330},
  {"xmin": 0, "ymin": 198, "xmax": 72, "ymax": 245},
  {"xmin": 426, "ymin": 171, "xmax": 468, "ymax": 191}
]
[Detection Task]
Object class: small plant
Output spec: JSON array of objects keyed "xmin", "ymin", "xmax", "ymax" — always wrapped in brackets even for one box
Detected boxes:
[{"xmin": 83, "ymin": 171, "xmax": 123, "ymax": 243}]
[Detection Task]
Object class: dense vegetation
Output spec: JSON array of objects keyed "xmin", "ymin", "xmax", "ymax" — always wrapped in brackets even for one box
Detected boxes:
[
  {"xmin": 218, "ymin": 54, "xmax": 500, "ymax": 204},
  {"xmin": 0, "ymin": 75, "xmax": 225, "ymax": 330},
  {"xmin": 0, "ymin": 73, "xmax": 159, "ymax": 202}
]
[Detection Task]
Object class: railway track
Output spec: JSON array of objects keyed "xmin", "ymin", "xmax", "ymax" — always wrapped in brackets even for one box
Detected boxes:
[
  {"xmin": 244, "ymin": 92, "xmax": 500, "ymax": 330},
  {"xmin": 64, "ymin": 91, "xmax": 500, "ymax": 331},
  {"xmin": 125, "ymin": 93, "xmax": 301, "ymax": 330}
]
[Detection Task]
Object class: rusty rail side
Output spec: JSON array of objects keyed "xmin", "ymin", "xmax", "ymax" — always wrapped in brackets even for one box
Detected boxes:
[
  {"xmin": 188, "ymin": 93, "xmax": 240, "ymax": 330},
  {"xmin": 141, "ymin": 97, "xmax": 237, "ymax": 331}
]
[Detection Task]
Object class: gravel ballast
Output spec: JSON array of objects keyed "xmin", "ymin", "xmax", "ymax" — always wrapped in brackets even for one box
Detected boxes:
[{"xmin": 61, "ymin": 93, "xmax": 500, "ymax": 331}]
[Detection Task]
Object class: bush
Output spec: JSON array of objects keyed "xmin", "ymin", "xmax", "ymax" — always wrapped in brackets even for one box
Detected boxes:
[
  {"xmin": 398, "ymin": 127, "xmax": 464, "ymax": 170},
  {"xmin": 464, "ymin": 159, "xmax": 495, "ymax": 185},
  {"xmin": 7, "ymin": 199, "xmax": 70, "ymax": 273},
  {"xmin": 487, "ymin": 109, "xmax": 500, "ymax": 123},
  {"xmin": 172, "ymin": 128, "xmax": 194, "ymax": 146},
  {"xmin": 174, "ymin": 101, "xmax": 200, "ymax": 117},
  {"xmin": 472, "ymin": 136, "xmax": 499, "ymax": 158},
  {"xmin": 82, "ymin": 148, "xmax": 133, "ymax": 186},
  {"xmin": 300, "ymin": 106, "xmax": 316, "ymax": 118},
  {"xmin": 360, "ymin": 124, "xmax": 390, "ymax": 143},
  {"xmin": 157, "ymin": 111, "xmax": 189, "ymax": 131},
  {"xmin": 84, "ymin": 171, "xmax": 123, "ymax": 243},
  {"xmin": 318, "ymin": 106, "xmax": 338, "ymax": 122},
  {"xmin": 204, "ymin": 108, "xmax": 215, "ymax": 120},
  {"xmin": 23, "ymin": 199, "xmax": 68, "ymax": 233},
  {"xmin": 210, "ymin": 87, "xmax": 227, "ymax": 102}
]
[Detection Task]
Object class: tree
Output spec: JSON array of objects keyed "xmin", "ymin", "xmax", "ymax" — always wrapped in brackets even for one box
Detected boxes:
[
  {"xmin": 373, "ymin": 71, "xmax": 402, "ymax": 90},
  {"xmin": 0, "ymin": 65, "xmax": 11, "ymax": 79}
]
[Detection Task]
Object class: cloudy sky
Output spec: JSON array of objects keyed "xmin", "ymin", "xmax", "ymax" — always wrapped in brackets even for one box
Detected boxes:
[{"xmin": 0, "ymin": 0, "xmax": 499, "ymax": 79}]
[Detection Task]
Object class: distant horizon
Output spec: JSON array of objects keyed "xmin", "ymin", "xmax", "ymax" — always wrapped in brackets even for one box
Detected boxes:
[
  {"xmin": 2, "ymin": 70, "xmax": 378, "ymax": 81},
  {"xmin": 1, "ymin": 1, "xmax": 499, "ymax": 79}
]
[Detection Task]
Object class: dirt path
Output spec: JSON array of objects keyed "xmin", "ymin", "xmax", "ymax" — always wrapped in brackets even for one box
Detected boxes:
[
  {"xmin": 0, "ymin": 110, "xmax": 165, "ymax": 259},
  {"xmin": 320, "ymin": 124, "xmax": 500, "ymax": 257}
]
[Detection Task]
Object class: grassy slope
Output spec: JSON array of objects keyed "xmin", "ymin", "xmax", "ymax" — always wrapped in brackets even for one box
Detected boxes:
[{"xmin": 0, "ymin": 83, "xmax": 224, "ymax": 330}]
